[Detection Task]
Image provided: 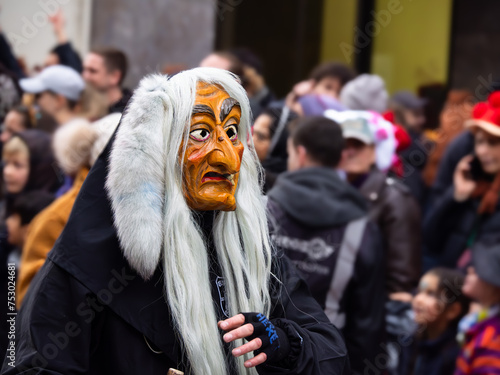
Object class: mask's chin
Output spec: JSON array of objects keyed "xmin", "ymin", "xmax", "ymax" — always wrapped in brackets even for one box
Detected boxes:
[{"xmin": 186, "ymin": 192, "xmax": 236, "ymax": 212}]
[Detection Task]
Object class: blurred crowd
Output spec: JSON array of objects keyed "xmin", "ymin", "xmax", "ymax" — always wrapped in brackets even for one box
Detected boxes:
[{"xmin": 1, "ymin": 9, "xmax": 500, "ymax": 375}]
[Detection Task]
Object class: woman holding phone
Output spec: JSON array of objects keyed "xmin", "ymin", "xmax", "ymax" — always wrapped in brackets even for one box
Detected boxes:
[{"xmin": 424, "ymin": 92, "xmax": 500, "ymax": 269}]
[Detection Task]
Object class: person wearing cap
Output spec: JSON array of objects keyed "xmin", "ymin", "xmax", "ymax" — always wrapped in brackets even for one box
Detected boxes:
[
  {"xmin": 19, "ymin": 65, "xmax": 86, "ymax": 129},
  {"xmin": 424, "ymin": 92, "xmax": 500, "ymax": 269},
  {"xmin": 455, "ymin": 238, "xmax": 500, "ymax": 374},
  {"xmin": 326, "ymin": 110, "xmax": 422, "ymax": 299},
  {"xmin": 267, "ymin": 116, "xmax": 386, "ymax": 375},
  {"xmin": 390, "ymin": 90, "xmax": 430, "ymax": 207}
]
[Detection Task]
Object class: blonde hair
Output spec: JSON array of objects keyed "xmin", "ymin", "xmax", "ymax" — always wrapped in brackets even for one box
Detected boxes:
[{"xmin": 2, "ymin": 136, "xmax": 29, "ymax": 160}]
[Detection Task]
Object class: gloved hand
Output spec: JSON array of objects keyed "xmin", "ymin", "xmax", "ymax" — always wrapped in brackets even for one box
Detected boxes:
[{"xmin": 218, "ymin": 312, "xmax": 291, "ymax": 368}]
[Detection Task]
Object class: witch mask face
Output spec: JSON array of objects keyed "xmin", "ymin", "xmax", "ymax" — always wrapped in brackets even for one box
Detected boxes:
[{"xmin": 181, "ymin": 82, "xmax": 244, "ymax": 211}]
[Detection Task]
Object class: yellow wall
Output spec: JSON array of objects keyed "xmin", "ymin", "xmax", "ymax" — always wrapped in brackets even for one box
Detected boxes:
[
  {"xmin": 371, "ymin": 0, "xmax": 453, "ymax": 94},
  {"xmin": 320, "ymin": 0, "xmax": 358, "ymax": 67}
]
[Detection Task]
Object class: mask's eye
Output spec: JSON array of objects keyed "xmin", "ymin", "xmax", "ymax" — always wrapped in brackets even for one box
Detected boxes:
[
  {"xmin": 225, "ymin": 125, "xmax": 238, "ymax": 141},
  {"xmin": 190, "ymin": 128, "xmax": 210, "ymax": 142}
]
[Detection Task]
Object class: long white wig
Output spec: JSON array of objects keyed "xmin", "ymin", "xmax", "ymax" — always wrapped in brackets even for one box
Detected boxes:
[{"xmin": 106, "ymin": 68, "xmax": 273, "ymax": 375}]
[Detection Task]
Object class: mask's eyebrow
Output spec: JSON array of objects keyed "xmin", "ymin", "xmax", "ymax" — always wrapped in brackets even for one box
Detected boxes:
[
  {"xmin": 192, "ymin": 104, "xmax": 216, "ymax": 120},
  {"xmin": 220, "ymin": 98, "xmax": 240, "ymax": 123}
]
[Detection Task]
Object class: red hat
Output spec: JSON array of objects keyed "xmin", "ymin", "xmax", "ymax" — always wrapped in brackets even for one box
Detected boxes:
[{"xmin": 466, "ymin": 91, "xmax": 500, "ymax": 137}]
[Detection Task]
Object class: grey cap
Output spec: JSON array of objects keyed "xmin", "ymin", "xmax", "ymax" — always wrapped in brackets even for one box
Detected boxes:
[
  {"xmin": 391, "ymin": 90, "xmax": 428, "ymax": 110},
  {"xmin": 20, "ymin": 65, "xmax": 85, "ymax": 101},
  {"xmin": 473, "ymin": 239, "xmax": 500, "ymax": 288},
  {"xmin": 340, "ymin": 117, "xmax": 374, "ymax": 145}
]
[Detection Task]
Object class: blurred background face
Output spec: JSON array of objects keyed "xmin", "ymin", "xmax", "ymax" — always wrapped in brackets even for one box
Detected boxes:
[
  {"xmin": 402, "ymin": 108, "xmax": 426, "ymax": 133},
  {"xmin": 474, "ymin": 129, "xmax": 500, "ymax": 175},
  {"xmin": 462, "ymin": 267, "xmax": 500, "ymax": 304},
  {"xmin": 1, "ymin": 111, "xmax": 26, "ymax": 143},
  {"xmin": 83, "ymin": 53, "xmax": 117, "ymax": 91},
  {"xmin": 412, "ymin": 272, "xmax": 444, "ymax": 325},
  {"xmin": 3, "ymin": 150, "xmax": 30, "ymax": 194},
  {"xmin": 36, "ymin": 91, "xmax": 62, "ymax": 117},
  {"xmin": 252, "ymin": 113, "xmax": 272, "ymax": 161},
  {"xmin": 312, "ymin": 77, "xmax": 341, "ymax": 99},
  {"xmin": 339, "ymin": 138, "xmax": 375, "ymax": 175}
]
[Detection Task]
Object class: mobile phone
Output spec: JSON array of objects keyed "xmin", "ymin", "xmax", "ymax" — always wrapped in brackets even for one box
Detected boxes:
[{"xmin": 468, "ymin": 154, "xmax": 487, "ymax": 181}]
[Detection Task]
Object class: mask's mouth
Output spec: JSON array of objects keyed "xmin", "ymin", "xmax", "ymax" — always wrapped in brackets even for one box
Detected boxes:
[{"xmin": 201, "ymin": 171, "xmax": 235, "ymax": 186}]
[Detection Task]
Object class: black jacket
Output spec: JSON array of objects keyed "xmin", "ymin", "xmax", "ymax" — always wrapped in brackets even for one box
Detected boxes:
[
  {"xmin": 267, "ymin": 167, "xmax": 386, "ymax": 375},
  {"xmin": 427, "ymin": 131, "xmax": 474, "ymax": 214},
  {"xmin": 424, "ymin": 186, "xmax": 500, "ymax": 268},
  {"xmin": 2, "ymin": 133, "xmax": 349, "ymax": 375}
]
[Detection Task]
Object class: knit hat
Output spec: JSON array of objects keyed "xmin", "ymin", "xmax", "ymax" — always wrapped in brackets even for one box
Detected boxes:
[
  {"xmin": 466, "ymin": 91, "xmax": 500, "ymax": 137},
  {"xmin": 340, "ymin": 74, "xmax": 388, "ymax": 114},
  {"xmin": 473, "ymin": 238, "xmax": 500, "ymax": 288}
]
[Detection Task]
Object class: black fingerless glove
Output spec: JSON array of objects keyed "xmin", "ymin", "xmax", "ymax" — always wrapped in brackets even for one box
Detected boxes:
[{"xmin": 240, "ymin": 312, "xmax": 291, "ymax": 364}]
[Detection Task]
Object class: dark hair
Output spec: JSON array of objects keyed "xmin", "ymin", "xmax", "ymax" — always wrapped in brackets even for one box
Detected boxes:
[
  {"xmin": 91, "ymin": 47, "xmax": 128, "ymax": 86},
  {"xmin": 309, "ymin": 62, "xmax": 356, "ymax": 89},
  {"xmin": 10, "ymin": 191, "xmax": 54, "ymax": 225},
  {"xmin": 229, "ymin": 47, "xmax": 264, "ymax": 76},
  {"xmin": 288, "ymin": 116, "xmax": 344, "ymax": 167},
  {"xmin": 427, "ymin": 267, "xmax": 470, "ymax": 327},
  {"xmin": 10, "ymin": 106, "xmax": 33, "ymax": 130}
]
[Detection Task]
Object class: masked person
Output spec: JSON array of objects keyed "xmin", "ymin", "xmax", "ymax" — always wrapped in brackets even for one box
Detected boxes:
[{"xmin": 3, "ymin": 68, "xmax": 348, "ymax": 375}]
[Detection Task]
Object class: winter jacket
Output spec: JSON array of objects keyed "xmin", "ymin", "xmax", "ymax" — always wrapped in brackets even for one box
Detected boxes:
[
  {"xmin": 267, "ymin": 167, "xmax": 386, "ymax": 375},
  {"xmin": 424, "ymin": 187, "xmax": 500, "ymax": 268},
  {"xmin": 455, "ymin": 313, "xmax": 500, "ymax": 375},
  {"xmin": 17, "ymin": 167, "xmax": 89, "ymax": 307},
  {"xmin": 2, "ymin": 136, "xmax": 349, "ymax": 375},
  {"xmin": 359, "ymin": 168, "xmax": 422, "ymax": 294}
]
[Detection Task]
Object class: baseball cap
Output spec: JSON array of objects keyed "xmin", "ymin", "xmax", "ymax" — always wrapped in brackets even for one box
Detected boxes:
[
  {"xmin": 340, "ymin": 117, "xmax": 374, "ymax": 145},
  {"xmin": 20, "ymin": 65, "xmax": 85, "ymax": 101},
  {"xmin": 391, "ymin": 90, "xmax": 427, "ymax": 110}
]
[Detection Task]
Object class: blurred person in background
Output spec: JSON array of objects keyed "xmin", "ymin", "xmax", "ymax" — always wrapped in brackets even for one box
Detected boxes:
[
  {"xmin": 82, "ymin": 47, "xmax": 131, "ymax": 113},
  {"xmin": 423, "ymin": 90, "xmax": 474, "ymax": 189},
  {"xmin": 340, "ymin": 74, "xmax": 388, "ymax": 114},
  {"xmin": 309, "ymin": 62, "xmax": 356, "ymax": 100},
  {"xmin": 327, "ymin": 110, "xmax": 421, "ymax": 298},
  {"xmin": 19, "ymin": 65, "xmax": 86, "ymax": 128},
  {"xmin": 401, "ymin": 268, "xmax": 470, "ymax": 375},
  {"xmin": 0, "ymin": 106, "xmax": 33, "ymax": 143},
  {"xmin": 16, "ymin": 115, "xmax": 119, "ymax": 307},
  {"xmin": 327, "ymin": 109, "xmax": 421, "ymax": 374},
  {"xmin": 390, "ymin": 90, "xmax": 431, "ymax": 207},
  {"xmin": 230, "ymin": 47, "xmax": 275, "ymax": 118},
  {"xmin": 267, "ymin": 116, "xmax": 386, "ymax": 375},
  {"xmin": 252, "ymin": 106, "xmax": 297, "ymax": 192},
  {"xmin": 44, "ymin": 10, "xmax": 83, "ymax": 73},
  {"xmin": 455, "ymin": 239, "xmax": 500, "ymax": 375},
  {"xmin": 425, "ymin": 92, "xmax": 500, "ymax": 269}
]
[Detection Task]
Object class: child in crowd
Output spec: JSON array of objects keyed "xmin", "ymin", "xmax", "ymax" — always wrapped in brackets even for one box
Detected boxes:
[
  {"xmin": 455, "ymin": 239, "xmax": 500, "ymax": 374},
  {"xmin": 409, "ymin": 268, "xmax": 470, "ymax": 375}
]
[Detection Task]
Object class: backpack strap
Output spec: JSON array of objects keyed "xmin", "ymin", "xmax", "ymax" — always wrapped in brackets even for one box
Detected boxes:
[{"xmin": 324, "ymin": 217, "xmax": 368, "ymax": 328}]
